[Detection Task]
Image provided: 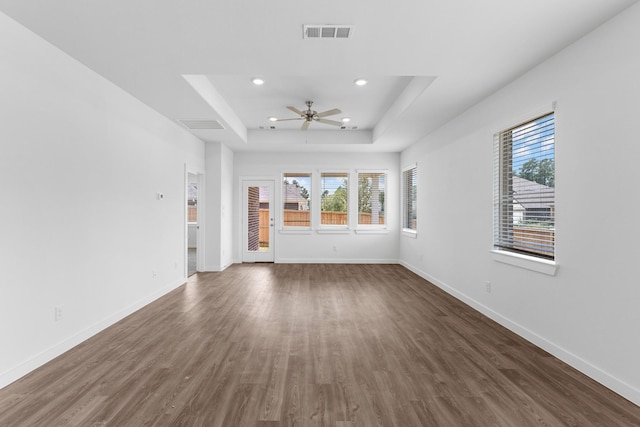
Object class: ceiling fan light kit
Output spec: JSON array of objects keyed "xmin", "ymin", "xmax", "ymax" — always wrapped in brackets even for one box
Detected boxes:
[{"xmin": 273, "ymin": 100, "xmax": 343, "ymax": 130}]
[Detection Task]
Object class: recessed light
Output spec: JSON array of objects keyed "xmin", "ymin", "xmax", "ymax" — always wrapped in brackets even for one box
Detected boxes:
[
  {"xmin": 341, "ymin": 117, "xmax": 351, "ymax": 123},
  {"xmin": 252, "ymin": 77, "xmax": 265, "ymax": 85},
  {"xmin": 354, "ymin": 78, "xmax": 367, "ymax": 86},
  {"xmin": 268, "ymin": 116, "xmax": 278, "ymax": 122}
]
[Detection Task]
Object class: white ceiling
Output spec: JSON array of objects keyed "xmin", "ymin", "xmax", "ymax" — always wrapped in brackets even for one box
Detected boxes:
[{"xmin": 0, "ymin": 0, "xmax": 637, "ymax": 152}]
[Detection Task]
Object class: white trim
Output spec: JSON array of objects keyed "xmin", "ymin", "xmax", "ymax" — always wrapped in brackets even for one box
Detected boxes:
[
  {"xmin": 402, "ymin": 162, "xmax": 417, "ymax": 172},
  {"xmin": 319, "ymin": 169, "xmax": 350, "ymax": 227},
  {"xmin": 279, "ymin": 228, "xmax": 313, "ymax": 235},
  {"xmin": 493, "ymin": 107, "xmax": 556, "ymax": 264},
  {"xmin": 402, "ymin": 229, "xmax": 418, "ymax": 238},
  {"xmin": 276, "ymin": 258, "xmax": 399, "ymax": 264},
  {"xmin": 242, "ymin": 179, "xmax": 275, "ymax": 263},
  {"xmin": 355, "ymin": 229, "xmax": 389, "ymax": 235},
  {"xmin": 401, "ymin": 163, "xmax": 418, "ymax": 233},
  {"xmin": 492, "ymin": 102, "xmax": 556, "ymax": 136},
  {"xmin": 356, "ymin": 168, "xmax": 388, "ymax": 174},
  {"xmin": 316, "ymin": 228, "xmax": 351, "ymax": 234},
  {"xmin": 203, "ymin": 262, "xmax": 233, "ymax": 272},
  {"xmin": 0, "ymin": 277, "xmax": 186, "ymax": 389},
  {"xmin": 355, "ymin": 169, "xmax": 388, "ymax": 229},
  {"xmin": 281, "ymin": 171, "xmax": 313, "ymax": 230},
  {"xmin": 491, "ymin": 249, "xmax": 557, "ymax": 276},
  {"xmin": 399, "ymin": 260, "xmax": 640, "ymax": 407}
]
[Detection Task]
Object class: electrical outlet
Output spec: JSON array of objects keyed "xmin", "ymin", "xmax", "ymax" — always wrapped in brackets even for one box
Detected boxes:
[
  {"xmin": 152, "ymin": 270, "xmax": 158, "ymax": 278},
  {"xmin": 54, "ymin": 305, "xmax": 63, "ymax": 321},
  {"xmin": 485, "ymin": 281, "xmax": 492, "ymax": 293},
  {"xmin": 332, "ymin": 246, "xmax": 337, "ymax": 252}
]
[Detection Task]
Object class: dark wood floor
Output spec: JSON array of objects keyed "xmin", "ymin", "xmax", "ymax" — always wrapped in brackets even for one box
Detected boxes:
[{"xmin": 2, "ymin": 264, "xmax": 639, "ymax": 426}]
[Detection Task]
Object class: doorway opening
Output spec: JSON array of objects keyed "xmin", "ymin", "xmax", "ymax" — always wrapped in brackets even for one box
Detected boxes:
[{"xmin": 187, "ymin": 173, "xmax": 198, "ymax": 276}]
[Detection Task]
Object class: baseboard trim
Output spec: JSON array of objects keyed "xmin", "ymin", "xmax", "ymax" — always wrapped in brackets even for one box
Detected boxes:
[
  {"xmin": 203, "ymin": 262, "xmax": 234, "ymax": 272},
  {"xmin": 0, "ymin": 277, "xmax": 186, "ymax": 390},
  {"xmin": 277, "ymin": 258, "xmax": 399, "ymax": 264},
  {"xmin": 399, "ymin": 260, "xmax": 640, "ymax": 407}
]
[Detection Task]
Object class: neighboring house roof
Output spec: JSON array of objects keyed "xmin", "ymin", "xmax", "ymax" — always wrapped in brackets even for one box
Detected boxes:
[
  {"xmin": 188, "ymin": 183, "xmax": 198, "ymax": 200},
  {"xmin": 282, "ymin": 184, "xmax": 307, "ymax": 203},
  {"xmin": 258, "ymin": 184, "xmax": 308, "ymax": 204},
  {"xmin": 512, "ymin": 176, "xmax": 554, "ymax": 209},
  {"xmin": 259, "ymin": 186, "xmax": 270, "ymax": 202}
]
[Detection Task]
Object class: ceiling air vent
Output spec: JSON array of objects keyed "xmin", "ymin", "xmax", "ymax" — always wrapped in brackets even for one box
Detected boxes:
[
  {"xmin": 179, "ymin": 119, "xmax": 225, "ymax": 130},
  {"xmin": 303, "ymin": 25, "xmax": 353, "ymax": 39}
]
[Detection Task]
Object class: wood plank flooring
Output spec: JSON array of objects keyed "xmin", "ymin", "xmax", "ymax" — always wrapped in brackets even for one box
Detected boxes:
[{"xmin": 1, "ymin": 264, "xmax": 639, "ymax": 426}]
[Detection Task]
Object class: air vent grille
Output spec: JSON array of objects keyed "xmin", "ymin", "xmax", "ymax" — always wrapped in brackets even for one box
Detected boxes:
[
  {"xmin": 303, "ymin": 25, "xmax": 353, "ymax": 39},
  {"xmin": 179, "ymin": 119, "xmax": 225, "ymax": 130}
]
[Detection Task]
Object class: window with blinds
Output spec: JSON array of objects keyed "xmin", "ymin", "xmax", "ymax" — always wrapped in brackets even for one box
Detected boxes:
[
  {"xmin": 357, "ymin": 171, "xmax": 386, "ymax": 227},
  {"xmin": 320, "ymin": 172, "xmax": 349, "ymax": 226},
  {"xmin": 494, "ymin": 112, "xmax": 555, "ymax": 259},
  {"xmin": 282, "ymin": 173, "xmax": 311, "ymax": 227},
  {"xmin": 402, "ymin": 165, "xmax": 417, "ymax": 231}
]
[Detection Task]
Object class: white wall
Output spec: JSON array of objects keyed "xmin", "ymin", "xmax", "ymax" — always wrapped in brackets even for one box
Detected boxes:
[
  {"xmin": 0, "ymin": 13, "xmax": 205, "ymax": 387},
  {"xmin": 220, "ymin": 144, "xmax": 235, "ymax": 268},
  {"xmin": 400, "ymin": 3, "xmax": 640, "ymax": 405},
  {"xmin": 203, "ymin": 142, "xmax": 234, "ymax": 271},
  {"xmin": 233, "ymin": 151, "xmax": 400, "ymax": 263}
]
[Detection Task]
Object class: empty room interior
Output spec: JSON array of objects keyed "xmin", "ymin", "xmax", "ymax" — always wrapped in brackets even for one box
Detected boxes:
[{"xmin": 1, "ymin": 1, "xmax": 640, "ymax": 425}]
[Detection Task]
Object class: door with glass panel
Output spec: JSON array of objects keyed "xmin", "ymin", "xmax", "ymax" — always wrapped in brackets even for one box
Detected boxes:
[{"xmin": 242, "ymin": 180, "xmax": 275, "ymax": 262}]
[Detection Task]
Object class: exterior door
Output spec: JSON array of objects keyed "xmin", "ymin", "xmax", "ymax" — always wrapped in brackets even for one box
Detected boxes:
[{"xmin": 242, "ymin": 180, "xmax": 275, "ymax": 262}]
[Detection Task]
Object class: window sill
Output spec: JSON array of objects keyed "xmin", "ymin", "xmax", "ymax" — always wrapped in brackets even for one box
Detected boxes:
[
  {"xmin": 279, "ymin": 228, "xmax": 313, "ymax": 235},
  {"xmin": 355, "ymin": 229, "xmax": 389, "ymax": 235},
  {"xmin": 317, "ymin": 228, "xmax": 351, "ymax": 235},
  {"xmin": 402, "ymin": 229, "xmax": 417, "ymax": 238},
  {"xmin": 491, "ymin": 250, "xmax": 557, "ymax": 276}
]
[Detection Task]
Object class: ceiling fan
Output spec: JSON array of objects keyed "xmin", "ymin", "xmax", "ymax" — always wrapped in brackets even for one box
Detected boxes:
[{"xmin": 273, "ymin": 100, "xmax": 342, "ymax": 130}]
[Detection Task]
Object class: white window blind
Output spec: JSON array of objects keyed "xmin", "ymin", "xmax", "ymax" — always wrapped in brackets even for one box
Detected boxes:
[
  {"xmin": 320, "ymin": 172, "xmax": 348, "ymax": 225},
  {"xmin": 402, "ymin": 165, "xmax": 417, "ymax": 230},
  {"xmin": 494, "ymin": 112, "xmax": 555, "ymax": 259},
  {"xmin": 357, "ymin": 171, "xmax": 386, "ymax": 226},
  {"xmin": 282, "ymin": 173, "xmax": 311, "ymax": 227}
]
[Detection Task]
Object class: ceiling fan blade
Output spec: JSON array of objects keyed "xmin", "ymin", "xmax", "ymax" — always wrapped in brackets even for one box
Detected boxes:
[
  {"xmin": 287, "ymin": 106, "xmax": 304, "ymax": 116},
  {"xmin": 274, "ymin": 117, "xmax": 303, "ymax": 121},
  {"xmin": 316, "ymin": 108, "xmax": 342, "ymax": 118},
  {"xmin": 301, "ymin": 120, "xmax": 311, "ymax": 131},
  {"xmin": 316, "ymin": 118, "xmax": 342, "ymax": 126}
]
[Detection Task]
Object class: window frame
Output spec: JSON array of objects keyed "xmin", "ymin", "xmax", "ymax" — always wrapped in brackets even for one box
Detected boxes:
[
  {"xmin": 401, "ymin": 163, "xmax": 417, "ymax": 236},
  {"xmin": 281, "ymin": 172, "xmax": 312, "ymax": 231},
  {"xmin": 493, "ymin": 110, "xmax": 556, "ymax": 264},
  {"xmin": 318, "ymin": 170, "xmax": 350, "ymax": 230},
  {"xmin": 356, "ymin": 170, "xmax": 387, "ymax": 230}
]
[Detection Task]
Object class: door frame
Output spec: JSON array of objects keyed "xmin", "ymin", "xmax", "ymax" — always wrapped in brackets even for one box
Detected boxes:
[
  {"xmin": 242, "ymin": 179, "xmax": 275, "ymax": 262},
  {"xmin": 185, "ymin": 166, "xmax": 205, "ymax": 277}
]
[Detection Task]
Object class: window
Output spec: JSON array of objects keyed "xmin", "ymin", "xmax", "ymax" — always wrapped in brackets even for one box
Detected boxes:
[
  {"xmin": 320, "ymin": 172, "xmax": 349, "ymax": 226},
  {"xmin": 494, "ymin": 112, "xmax": 555, "ymax": 259},
  {"xmin": 282, "ymin": 173, "xmax": 311, "ymax": 227},
  {"xmin": 402, "ymin": 164, "xmax": 417, "ymax": 231},
  {"xmin": 357, "ymin": 171, "xmax": 386, "ymax": 227}
]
